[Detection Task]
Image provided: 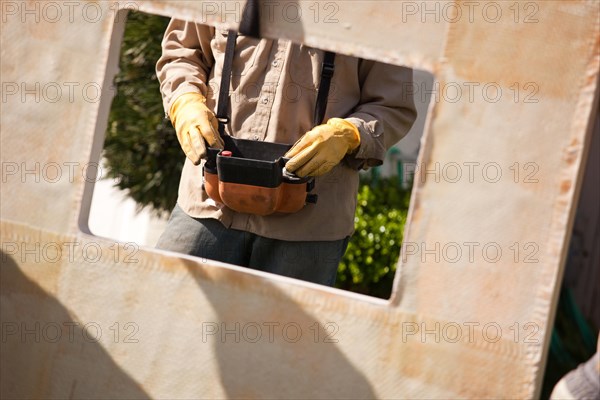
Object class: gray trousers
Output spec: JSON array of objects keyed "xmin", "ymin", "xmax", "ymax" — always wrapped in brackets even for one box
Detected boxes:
[{"xmin": 156, "ymin": 205, "xmax": 349, "ymax": 286}]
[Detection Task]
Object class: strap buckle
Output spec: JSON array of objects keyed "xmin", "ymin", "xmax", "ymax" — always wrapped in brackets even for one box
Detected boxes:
[{"xmin": 321, "ymin": 62, "xmax": 335, "ymax": 78}]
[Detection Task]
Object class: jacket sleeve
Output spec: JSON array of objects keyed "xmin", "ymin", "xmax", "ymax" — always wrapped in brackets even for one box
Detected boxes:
[
  {"xmin": 156, "ymin": 19, "xmax": 215, "ymax": 116},
  {"xmin": 344, "ymin": 60, "xmax": 417, "ymax": 169}
]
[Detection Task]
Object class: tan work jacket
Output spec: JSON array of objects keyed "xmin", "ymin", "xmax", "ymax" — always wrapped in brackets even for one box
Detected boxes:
[{"xmin": 157, "ymin": 19, "xmax": 417, "ymax": 241}]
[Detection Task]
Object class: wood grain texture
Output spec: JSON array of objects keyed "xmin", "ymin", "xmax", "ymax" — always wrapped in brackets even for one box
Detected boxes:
[{"xmin": 1, "ymin": 1, "xmax": 598, "ymax": 398}]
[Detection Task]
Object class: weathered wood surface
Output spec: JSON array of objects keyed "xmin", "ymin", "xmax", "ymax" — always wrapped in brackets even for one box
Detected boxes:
[{"xmin": 1, "ymin": 1, "xmax": 598, "ymax": 398}]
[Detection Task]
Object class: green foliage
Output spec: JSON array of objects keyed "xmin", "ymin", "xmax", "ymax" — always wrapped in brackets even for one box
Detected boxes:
[
  {"xmin": 103, "ymin": 12, "xmax": 179, "ymax": 215},
  {"xmin": 336, "ymin": 176, "xmax": 412, "ymax": 299}
]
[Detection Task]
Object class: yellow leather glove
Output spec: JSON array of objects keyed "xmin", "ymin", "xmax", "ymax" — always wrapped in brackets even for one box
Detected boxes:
[
  {"xmin": 169, "ymin": 92, "xmax": 224, "ymax": 165},
  {"xmin": 284, "ymin": 118, "xmax": 360, "ymax": 177}
]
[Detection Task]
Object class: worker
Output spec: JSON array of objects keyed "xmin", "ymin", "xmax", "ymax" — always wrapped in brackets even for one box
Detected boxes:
[{"xmin": 155, "ymin": 19, "xmax": 417, "ymax": 286}]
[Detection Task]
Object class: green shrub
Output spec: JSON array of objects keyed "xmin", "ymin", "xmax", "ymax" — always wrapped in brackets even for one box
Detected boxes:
[
  {"xmin": 103, "ymin": 12, "xmax": 179, "ymax": 215},
  {"xmin": 336, "ymin": 176, "xmax": 412, "ymax": 299}
]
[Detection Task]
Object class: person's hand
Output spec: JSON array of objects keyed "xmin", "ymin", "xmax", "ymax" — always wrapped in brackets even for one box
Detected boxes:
[
  {"xmin": 284, "ymin": 118, "xmax": 360, "ymax": 177},
  {"xmin": 169, "ymin": 92, "xmax": 224, "ymax": 165}
]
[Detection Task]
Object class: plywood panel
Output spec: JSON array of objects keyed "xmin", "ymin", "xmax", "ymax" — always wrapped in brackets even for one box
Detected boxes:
[{"xmin": 1, "ymin": 1, "xmax": 598, "ymax": 398}]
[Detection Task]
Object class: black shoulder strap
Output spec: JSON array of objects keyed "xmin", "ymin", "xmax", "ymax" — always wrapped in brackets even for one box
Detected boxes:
[
  {"xmin": 314, "ymin": 51, "xmax": 336, "ymax": 127},
  {"xmin": 216, "ymin": 0, "xmax": 259, "ymax": 137},
  {"xmin": 216, "ymin": 30, "xmax": 237, "ymax": 138}
]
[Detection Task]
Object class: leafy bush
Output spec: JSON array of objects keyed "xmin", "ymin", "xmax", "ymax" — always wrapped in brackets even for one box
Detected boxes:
[
  {"xmin": 103, "ymin": 12, "xmax": 179, "ymax": 215},
  {"xmin": 336, "ymin": 177, "xmax": 411, "ymax": 298}
]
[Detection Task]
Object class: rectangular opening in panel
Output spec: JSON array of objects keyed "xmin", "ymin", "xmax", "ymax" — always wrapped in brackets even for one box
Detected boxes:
[{"xmin": 88, "ymin": 10, "xmax": 431, "ymax": 300}]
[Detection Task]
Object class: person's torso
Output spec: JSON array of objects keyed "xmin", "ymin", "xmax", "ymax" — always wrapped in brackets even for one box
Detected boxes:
[{"xmin": 178, "ymin": 30, "xmax": 362, "ymax": 241}]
